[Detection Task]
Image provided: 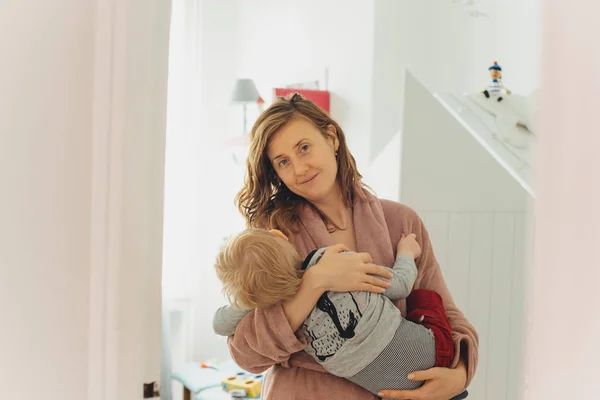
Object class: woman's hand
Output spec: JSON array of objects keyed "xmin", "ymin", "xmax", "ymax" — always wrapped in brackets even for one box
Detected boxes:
[
  {"xmin": 378, "ymin": 361, "xmax": 467, "ymax": 400},
  {"xmin": 305, "ymin": 244, "xmax": 393, "ymax": 294}
]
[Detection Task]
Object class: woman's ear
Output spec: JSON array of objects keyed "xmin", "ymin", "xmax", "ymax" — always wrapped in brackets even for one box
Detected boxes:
[{"xmin": 326, "ymin": 124, "xmax": 340, "ymax": 152}]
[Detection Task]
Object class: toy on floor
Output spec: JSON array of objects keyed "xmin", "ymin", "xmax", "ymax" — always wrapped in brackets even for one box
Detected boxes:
[
  {"xmin": 482, "ymin": 61, "xmax": 511, "ymax": 102},
  {"xmin": 222, "ymin": 372, "xmax": 263, "ymax": 398},
  {"xmin": 229, "ymin": 389, "xmax": 247, "ymax": 399},
  {"xmin": 173, "ymin": 360, "xmax": 264, "ymax": 399}
]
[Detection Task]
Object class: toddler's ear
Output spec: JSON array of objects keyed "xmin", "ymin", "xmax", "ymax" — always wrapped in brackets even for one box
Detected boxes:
[{"xmin": 269, "ymin": 229, "xmax": 289, "ymax": 241}]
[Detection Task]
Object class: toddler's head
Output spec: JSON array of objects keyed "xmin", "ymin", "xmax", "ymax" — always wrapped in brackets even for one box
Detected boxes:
[{"xmin": 214, "ymin": 228, "xmax": 303, "ymax": 310}]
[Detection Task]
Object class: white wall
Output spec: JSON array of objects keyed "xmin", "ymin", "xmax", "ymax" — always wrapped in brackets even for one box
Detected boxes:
[
  {"xmin": 401, "ymin": 73, "xmax": 527, "ymax": 212},
  {"xmin": 393, "ymin": 0, "xmax": 541, "ymax": 96},
  {"xmin": 183, "ymin": 0, "xmax": 378, "ymax": 363},
  {"xmin": 163, "ymin": 0, "xmax": 248, "ymax": 364},
  {"xmin": 184, "ymin": 0, "xmax": 542, "ymax": 366},
  {"xmin": 363, "ymin": 131, "xmax": 402, "ymax": 202},
  {"xmin": 365, "ymin": 0, "xmax": 541, "ymax": 181},
  {"xmin": 163, "ymin": 0, "xmax": 244, "ymax": 305},
  {"xmin": 237, "ymin": 0, "xmax": 375, "ymax": 168},
  {"xmin": 394, "ymin": 13, "xmax": 540, "ymax": 396},
  {"xmin": 369, "ymin": 0, "xmax": 406, "ymax": 162},
  {"xmin": 401, "ymin": 70, "xmax": 530, "ymax": 400},
  {"xmin": 367, "ymin": 0, "xmax": 542, "ymax": 194},
  {"xmin": 0, "ymin": 1, "xmax": 94, "ymax": 398}
]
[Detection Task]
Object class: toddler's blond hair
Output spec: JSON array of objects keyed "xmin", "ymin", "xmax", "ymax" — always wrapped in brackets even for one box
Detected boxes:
[{"xmin": 214, "ymin": 228, "xmax": 303, "ymax": 310}]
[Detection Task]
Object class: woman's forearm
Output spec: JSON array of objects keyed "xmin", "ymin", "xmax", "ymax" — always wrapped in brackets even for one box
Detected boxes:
[{"xmin": 282, "ymin": 269, "xmax": 324, "ymax": 332}]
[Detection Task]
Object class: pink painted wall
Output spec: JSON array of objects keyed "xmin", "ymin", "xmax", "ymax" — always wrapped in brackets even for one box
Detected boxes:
[{"xmin": 525, "ymin": 1, "xmax": 600, "ymax": 398}]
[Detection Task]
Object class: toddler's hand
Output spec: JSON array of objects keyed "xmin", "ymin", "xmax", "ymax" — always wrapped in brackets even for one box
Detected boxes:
[{"xmin": 397, "ymin": 233, "xmax": 421, "ymax": 260}]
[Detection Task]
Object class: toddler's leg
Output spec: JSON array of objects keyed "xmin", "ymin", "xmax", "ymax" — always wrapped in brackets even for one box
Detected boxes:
[
  {"xmin": 347, "ymin": 321, "xmax": 436, "ymax": 395},
  {"xmin": 405, "ymin": 289, "xmax": 455, "ymax": 368}
]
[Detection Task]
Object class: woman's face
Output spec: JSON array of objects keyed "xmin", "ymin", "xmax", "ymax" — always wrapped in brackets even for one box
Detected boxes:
[{"xmin": 267, "ymin": 118, "xmax": 339, "ymax": 204}]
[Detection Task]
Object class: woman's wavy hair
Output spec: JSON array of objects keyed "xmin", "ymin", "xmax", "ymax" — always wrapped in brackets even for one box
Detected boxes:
[{"xmin": 235, "ymin": 93, "xmax": 371, "ymax": 238}]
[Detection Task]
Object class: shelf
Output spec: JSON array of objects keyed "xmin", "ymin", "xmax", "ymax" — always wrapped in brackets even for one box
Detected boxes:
[{"xmin": 434, "ymin": 92, "xmax": 535, "ymax": 197}]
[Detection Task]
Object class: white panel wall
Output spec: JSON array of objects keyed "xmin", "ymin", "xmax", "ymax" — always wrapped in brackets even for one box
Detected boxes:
[
  {"xmin": 421, "ymin": 212, "xmax": 527, "ymax": 400},
  {"xmin": 401, "ymin": 71, "xmax": 531, "ymax": 400}
]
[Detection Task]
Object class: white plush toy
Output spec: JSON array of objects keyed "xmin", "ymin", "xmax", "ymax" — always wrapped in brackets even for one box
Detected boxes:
[
  {"xmin": 467, "ymin": 90, "xmax": 536, "ymax": 148},
  {"xmin": 461, "ymin": 61, "xmax": 535, "ymax": 148}
]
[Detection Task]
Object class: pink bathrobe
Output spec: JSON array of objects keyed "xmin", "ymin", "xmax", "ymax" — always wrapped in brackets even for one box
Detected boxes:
[{"xmin": 228, "ymin": 193, "xmax": 479, "ymax": 399}]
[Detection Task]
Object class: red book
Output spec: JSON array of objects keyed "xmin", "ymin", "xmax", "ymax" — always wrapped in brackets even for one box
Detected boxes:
[{"xmin": 273, "ymin": 88, "xmax": 330, "ymax": 114}]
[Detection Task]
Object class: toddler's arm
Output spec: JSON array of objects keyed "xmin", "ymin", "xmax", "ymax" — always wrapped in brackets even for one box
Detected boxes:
[
  {"xmin": 381, "ymin": 255, "xmax": 417, "ymax": 301},
  {"xmin": 380, "ymin": 233, "xmax": 420, "ymax": 300},
  {"xmin": 213, "ymin": 305, "xmax": 252, "ymax": 336}
]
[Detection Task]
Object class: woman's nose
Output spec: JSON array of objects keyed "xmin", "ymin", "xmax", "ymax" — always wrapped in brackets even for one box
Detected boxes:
[{"xmin": 293, "ymin": 160, "xmax": 309, "ymax": 176}]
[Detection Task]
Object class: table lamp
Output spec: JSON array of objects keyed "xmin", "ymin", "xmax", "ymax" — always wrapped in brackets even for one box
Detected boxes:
[{"xmin": 230, "ymin": 78, "xmax": 260, "ymax": 134}]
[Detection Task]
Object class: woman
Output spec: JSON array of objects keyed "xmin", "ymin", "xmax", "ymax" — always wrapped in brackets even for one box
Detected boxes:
[{"xmin": 229, "ymin": 94, "xmax": 478, "ymax": 400}]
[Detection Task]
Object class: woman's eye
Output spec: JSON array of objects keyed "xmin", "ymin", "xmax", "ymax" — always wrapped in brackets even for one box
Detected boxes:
[
  {"xmin": 278, "ymin": 159, "xmax": 288, "ymax": 168},
  {"xmin": 300, "ymin": 144, "xmax": 310, "ymax": 152}
]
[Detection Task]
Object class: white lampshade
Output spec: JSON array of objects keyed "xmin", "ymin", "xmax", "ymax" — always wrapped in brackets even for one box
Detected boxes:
[{"xmin": 230, "ymin": 79, "xmax": 260, "ymax": 103}]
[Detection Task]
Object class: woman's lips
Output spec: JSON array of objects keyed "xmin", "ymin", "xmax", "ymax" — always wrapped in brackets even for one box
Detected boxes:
[{"xmin": 301, "ymin": 174, "xmax": 318, "ymax": 184}]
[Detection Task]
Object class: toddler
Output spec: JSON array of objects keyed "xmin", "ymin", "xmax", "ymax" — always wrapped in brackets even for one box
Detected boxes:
[{"xmin": 212, "ymin": 228, "xmax": 455, "ymax": 395}]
